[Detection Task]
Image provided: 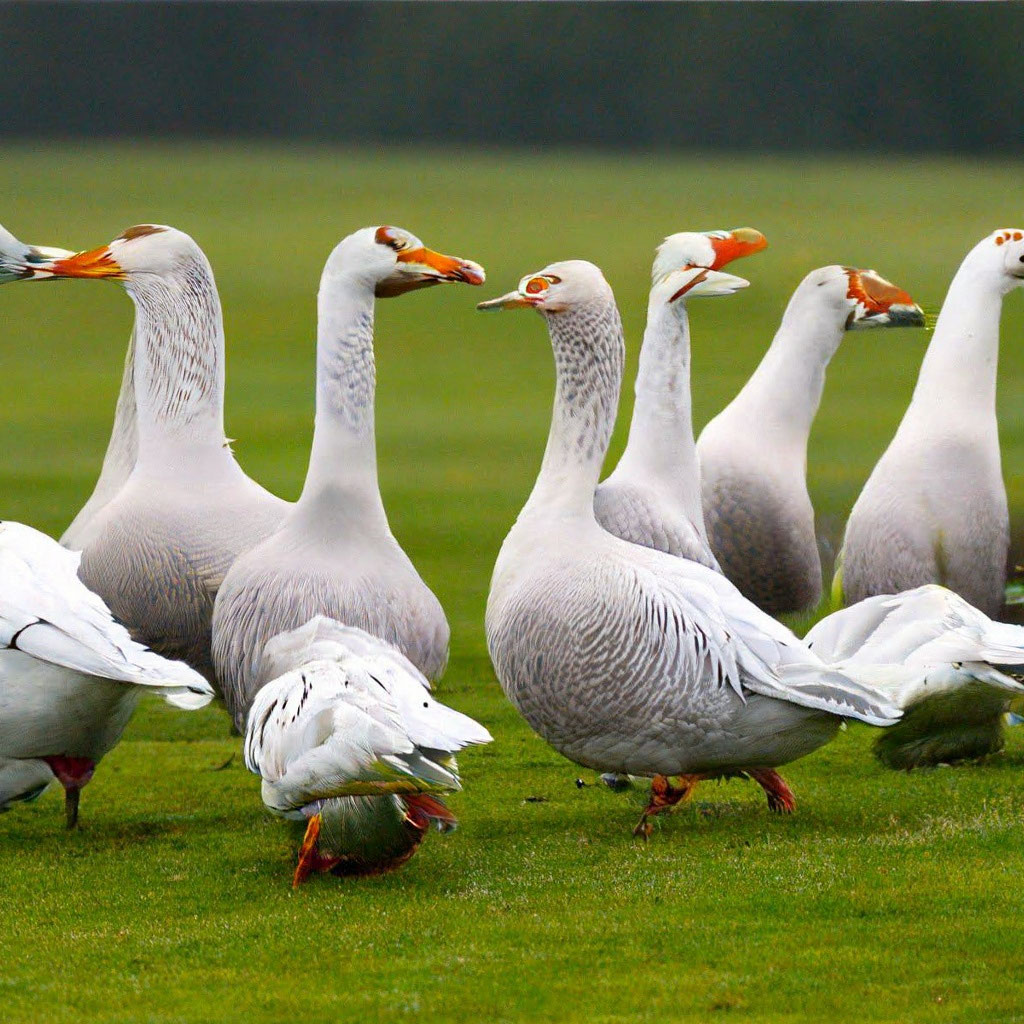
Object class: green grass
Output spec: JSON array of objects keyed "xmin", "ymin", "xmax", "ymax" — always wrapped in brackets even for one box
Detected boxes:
[{"xmin": 2, "ymin": 143, "xmax": 1024, "ymax": 1023}]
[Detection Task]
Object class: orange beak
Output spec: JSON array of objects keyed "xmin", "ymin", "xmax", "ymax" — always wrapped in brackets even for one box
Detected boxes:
[
  {"xmin": 396, "ymin": 246, "xmax": 485, "ymax": 285},
  {"xmin": 708, "ymin": 228, "xmax": 768, "ymax": 271},
  {"xmin": 34, "ymin": 245, "xmax": 125, "ymax": 280},
  {"xmin": 845, "ymin": 268, "xmax": 925, "ymax": 329}
]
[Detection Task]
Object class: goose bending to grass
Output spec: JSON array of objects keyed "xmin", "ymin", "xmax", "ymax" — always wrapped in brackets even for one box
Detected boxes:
[
  {"xmin": 698, "ymin": 267, "xmax": 924, "ymax": 614},
  {"xmin": 478, "ymin": 261, "xmax": 902, "ymax": 836},
  {"xmin": 837, "ymin": 230, "xmax": 1024, "ymax": 617},
  {"xmin": 594, "ymin": 228, "xmax": 766, "ymax": 568},
  {"xmin": 213, "ymin": 226, "xmax": 484, "ymax": 730},
  {"xmin": 0, "ymin": 521, "xmax": 213, "ymax": 827},
  {"xmin": 23, "ymin": 226, "xmax": 290, "ymax": 680},
  {"xmin": 806, "ymin": 584, "xmax": 1024, "ymax": 769},
  {"xmin": 245, "ymin": 617, "xmax": 491, "ymax": 886}
]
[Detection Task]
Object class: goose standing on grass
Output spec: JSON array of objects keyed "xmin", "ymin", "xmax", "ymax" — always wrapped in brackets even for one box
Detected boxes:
[
  {"xmin": 0, "ymin": 521, "xmax": 213, "ymax": 827},
  {"xmin": 837, "ymin": 230, "xmax": 1024, "ymax": 617},
  {"xmin": 245, "ymin": 617, "xmax": 491, "ymax": 886},
  {"xmin": 806, "ymin": 585, "xmax": 1024, "ymax": 769},
  {"xmin": 478, "ymin": 261, "xmax": 902, "ymax": 836},
  {"xmin": 212, "ymin": 226, "xmax": 484, "ymax": 730},
  {"xmin": 594, "ymin": 228, "xmax": 766, "ymax": 567},
  {"xmin": 23, "ymin": 226, "xmax": 290, "ymax": 680},
  {"xmin": 698, "ymin": 267, "xmax": 925, "ymax": 614}
]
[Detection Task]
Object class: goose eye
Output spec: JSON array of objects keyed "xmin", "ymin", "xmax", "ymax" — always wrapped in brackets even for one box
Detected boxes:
[{"xmin": 374, "ymin": 226, "xmax": 406, "ymax": 252}]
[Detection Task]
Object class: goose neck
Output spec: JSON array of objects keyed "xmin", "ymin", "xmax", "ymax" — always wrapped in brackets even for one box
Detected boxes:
[
  {"xmin": 613, "ymin": 297, "xmax": 701, "ymax": 509},
  {"xmin": 524, "ymin": 298, "xmax": 624, "ymax": 520},
  {"xmin": 127, "ymin": 266, "xmax": 228, "ymax": 461},
  {"xmin": 298, "ymin": 269, "xmax": 387, "ymax": 522}
]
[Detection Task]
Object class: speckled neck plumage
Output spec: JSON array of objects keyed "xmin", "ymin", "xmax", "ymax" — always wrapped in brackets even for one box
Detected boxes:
[
  {"xmin": 525, "ymin": 297, "xmax": 624, "ymax": 518},
  {"xmin": 298, "ymin": 271, "xmax": 386, "ymax": 521},
  {"xmin": 128, "ymin": 259, "xmax": 226, "ymax": 456}
]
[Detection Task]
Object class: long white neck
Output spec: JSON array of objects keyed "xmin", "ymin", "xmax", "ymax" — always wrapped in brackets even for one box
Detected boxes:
[
  {"xmin": 128, "ymin": 261, "xmax": 228, "ymax": 464},
  {"xmin": 611, "ymin": 296, "xmax": 702, "ymax": 521},
  {"xmin": 901, "ymin": 256, "xmax": 1007, "ymax": 430},
  {"xmin": 62, "ymin": 332, "xmax": 138, "ymax": 545},
  {"xmin": 715, "ymin": 289, "xmax": 845, "ymax": 449},
  {"xmin": 296, "ymin": 270, "xmax": 387, "ymax": 527},
  {"xmin": 524, "ymin": 298, "xmax": 624, "ymax": 520}
]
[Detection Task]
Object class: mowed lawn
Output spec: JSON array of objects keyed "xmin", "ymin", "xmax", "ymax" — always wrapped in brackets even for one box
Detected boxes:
[{"xmin": 2, "ymin": 144, "xmax": 1024, "ymax": 1023}]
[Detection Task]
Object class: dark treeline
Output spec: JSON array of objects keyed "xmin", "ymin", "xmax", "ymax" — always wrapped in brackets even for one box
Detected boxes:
[{"xmin": 2, "ymin": 2, "xmax": 1021, "ymax": 152}]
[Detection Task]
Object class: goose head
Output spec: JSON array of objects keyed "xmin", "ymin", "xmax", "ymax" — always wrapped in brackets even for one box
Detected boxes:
[
  {"xmin": 0, "ymin": 223, "xmax": 73, "ymax": 283},
  {"xmin": 476, "ymin": 259, "xmax": 614, "ymax": 315},
  {"xmin": 650, "ymin": 227, "xmax": 766, "ymax": 306},
  {"xmin": 323, "ymin": 225, "xmax": 485, "ymax": 298},
  {"xmin": 796, "ymin": 265, "xmax": 925, "ymax": 330},
  {"xmin": 985, "ymin": 228, "xmax": 1024, "ymax": 291},
  {"xmin": 17, "ymin": 224, "xmax": 210, "ymax": 293}
]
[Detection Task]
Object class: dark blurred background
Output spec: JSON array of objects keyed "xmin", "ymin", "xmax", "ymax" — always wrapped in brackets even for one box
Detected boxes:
[{"xmin": 2, "ymin": 1, "xmax": 1021, "ymax": 151}]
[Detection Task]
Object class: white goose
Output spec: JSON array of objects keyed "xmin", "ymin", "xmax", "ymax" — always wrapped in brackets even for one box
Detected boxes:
[
  {"xmin": 24, "ymin": 226, "xmax": 290, "ymax": 680},
  {"xmin": 594, "ymin": 228, "xmax": 766, "ymax": 568},
  {"xmin": 0, "ymin": 521, "xmax": 213, "ymax": 827},
  {"xmin": 698, "ymin": 266, "xmax": 924, "ymax": 614},
  {"xmin": 837, "ymin": 229, "xmax": 1024, "ymax": 617},
  {"xmin": 479, "ymin": 261, "xmax": 901, "ymax": 835},
  {"xmin": 212, "ymin": 226, "xmax": 484, "ymax": 729},
  {"xmin": 246, "ymin": 617, "xmax": 491, "ymax": 886},
  {"xmin": 806, "ymin": 585, "xmax": 1024, "ymax": 769}
]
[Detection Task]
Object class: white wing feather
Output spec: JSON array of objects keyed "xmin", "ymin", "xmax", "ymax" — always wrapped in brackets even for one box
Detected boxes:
[
  {"xmin": 246, "ymin": 620, "xmax": 492, "ymax": 815},
  {"xmin": 0, "ymin": 521, "xmax": 213, "ymax": 709}
]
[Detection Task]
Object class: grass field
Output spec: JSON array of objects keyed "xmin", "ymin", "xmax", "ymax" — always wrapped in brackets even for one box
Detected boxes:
[{"xmin": 2, "ymin": 144, "xmax": 1024, "ymax": 1023}]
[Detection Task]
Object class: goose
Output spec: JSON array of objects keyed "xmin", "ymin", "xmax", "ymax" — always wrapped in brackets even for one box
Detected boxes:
[
  {"xmin": 245, "ymin": 617, "xmax": 492, "ymax": 886},
  {"xmin": 0, "ymin": 223, "xmax": 138, "ymax": 548},
  {"xmin": 0, "ymin": 521, "xmax": 213, "ymax": 827},
  {"xmin": 478, "ymin": 261, "xmax": 902, "ymax": 835},
  {"xmin": 698, "ymin": 267, "xmax": 925, "ymax": 614},
  {"xmin": 0, "ymin": 222, "xmax": 71, "ymax": 281},
  {"xmin": 594, "ymin": 228, "xmax": 766, "ymax": 568},
  {"xmin": 837, "ymin": 230, "xmax": 1024, "ymax": 617},
  {"xmin": 805, "ymin": 585, "xmax": 1024, "ymax": 769},
  {"xmin": 212, "ymin": 226, "xmax": 484, "ymax": 730},
  {"xmin": 24, "ymin": 226, "xmax": 290, "ymax": 680}
]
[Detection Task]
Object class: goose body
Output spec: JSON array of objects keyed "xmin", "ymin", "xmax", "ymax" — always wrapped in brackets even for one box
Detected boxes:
[
  {"xmin": 480, "ymin": 262, "xmax": 901, "ymax": 830},
  {"xmin": 27, "ymin": 227, "xmax": 289, "ymax": 679},
  {"xmin": 245, "ymin": 617, "xmax": 491, "ymax": 884},
  {"xmin": 595, "ymin": 229, "xmax": 765, "ymax": 568},
  {"xmin": 698, "ymin": 266, "xmax": 925, "ymax": 614},
  {"xmin": 806, "ymin": 584, "xmax": 1024, "ymax": 768},
  {"xmin": 213, "ymin": 226, "xmax": 484, "ymax": 728},
  {"xmin": 0, "ymin": 521, "xmax": 213, "ymax": 824},
  {"xmin": 837, "ymin": 231, "xmax": 1024, "ymax": 617}
]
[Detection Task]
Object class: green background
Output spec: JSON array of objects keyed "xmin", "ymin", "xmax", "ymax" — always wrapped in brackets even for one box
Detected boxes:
[{"xmin": 1, "ymin": 145, "xmax": 1023, "ymax": 1023}]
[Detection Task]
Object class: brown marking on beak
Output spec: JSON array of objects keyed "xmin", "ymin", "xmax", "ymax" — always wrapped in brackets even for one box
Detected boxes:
[
  {"xmin": 41, "ymin": 245, "xmax": 125, "ymax": 280},
  {"xmin": 669, "ymin": 268, "xmax": 710, "ymax": 302},
  {"xmin": 709, "ymin": 228, "xmax": 768, "ymax": 271},
  {"xmin": 397, "ymin": 247, "xmax": 486, "ymax": 285},
  {"xmin": 845, "ymin": 268, "xmax": 915, "ymax": 313}
]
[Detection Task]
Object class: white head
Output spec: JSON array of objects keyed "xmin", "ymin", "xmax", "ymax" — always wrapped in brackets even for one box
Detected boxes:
[
  {"xmin": 965, "ymin": 228, "xmax": 1024, "ymax": 293},
  {"xmin": 793, "ymin": 265, "xmax": 925, "ymax": 330},
  {"xmin": 17, "ymin": 224, "xmax": 209, "ymax": 287},
  {"xmin": 475, "ymin": 259, "xmax": 614, "ymax": 314},
  {"xmin": 323, "ymin": 225, "xmax": 485, "ymax": 297},
  {"xmin": 650, "ymin": 226, "xmax": 767, "ymax": 307}
]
